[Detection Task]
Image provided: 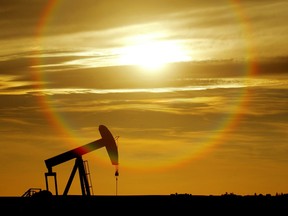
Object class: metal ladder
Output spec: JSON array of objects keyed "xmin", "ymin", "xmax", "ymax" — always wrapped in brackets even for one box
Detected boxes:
[{"xmin": 83, "ymin": 160, "xmax": 94, "ymax": 195}]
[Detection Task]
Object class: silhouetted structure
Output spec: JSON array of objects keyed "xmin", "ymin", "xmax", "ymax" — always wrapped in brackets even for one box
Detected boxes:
[{"xmin": 44, "ymin": 125, "xmax": 119, "ymax": 196}]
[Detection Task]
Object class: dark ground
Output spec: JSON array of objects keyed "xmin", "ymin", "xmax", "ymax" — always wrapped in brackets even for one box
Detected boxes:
[{"xmin": 1, "ymin": 194, "xmax": 287, "ymax": 214}]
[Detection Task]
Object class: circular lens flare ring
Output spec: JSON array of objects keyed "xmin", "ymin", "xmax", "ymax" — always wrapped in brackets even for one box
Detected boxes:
[{"xmin": 34, "ymin": 0, "xmax": 256, "ymax": 170}]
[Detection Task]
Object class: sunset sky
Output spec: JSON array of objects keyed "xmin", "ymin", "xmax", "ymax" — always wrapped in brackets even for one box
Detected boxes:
[{"xmin": 1, "ymin": 0, "xmax": 287, "ymax": 197}]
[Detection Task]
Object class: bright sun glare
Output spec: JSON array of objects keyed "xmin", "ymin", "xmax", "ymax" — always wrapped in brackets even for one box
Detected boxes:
[{"xmin": 119, "ymin": 40, "xmax": 191, "ymax": 71}]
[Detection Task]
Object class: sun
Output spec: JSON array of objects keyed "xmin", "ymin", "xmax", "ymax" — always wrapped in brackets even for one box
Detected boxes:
[{"xmin": 118, "ymin": 40, "xmax": 191, "ymax": 71}]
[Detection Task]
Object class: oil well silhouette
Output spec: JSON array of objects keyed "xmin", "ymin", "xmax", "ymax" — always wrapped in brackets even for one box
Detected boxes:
[{"xmin": 43, "ymin": 124, "xmax": 119, "ymax": 196}]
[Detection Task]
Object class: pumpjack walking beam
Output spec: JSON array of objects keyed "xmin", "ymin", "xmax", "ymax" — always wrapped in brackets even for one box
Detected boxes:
[{"xmin": 44, "ymin": 125, "xmax": 119, "ymax": 196}]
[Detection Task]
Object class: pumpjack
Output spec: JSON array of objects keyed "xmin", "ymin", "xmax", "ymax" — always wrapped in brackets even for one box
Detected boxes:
[{"xmin": 44, "ymin": 125, "xmax": 119, "ymax": 196}]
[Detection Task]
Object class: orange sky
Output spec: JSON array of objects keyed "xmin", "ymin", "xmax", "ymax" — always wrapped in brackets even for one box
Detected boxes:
[{"xmin": 0, "ymin": 0, "xmax": 288, "ymax": 197}]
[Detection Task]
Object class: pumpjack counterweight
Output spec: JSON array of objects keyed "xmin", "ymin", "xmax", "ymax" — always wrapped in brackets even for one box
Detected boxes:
[{"xmin": 44, "ymin": 125, "xmax": 119, "ymax": 196}]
